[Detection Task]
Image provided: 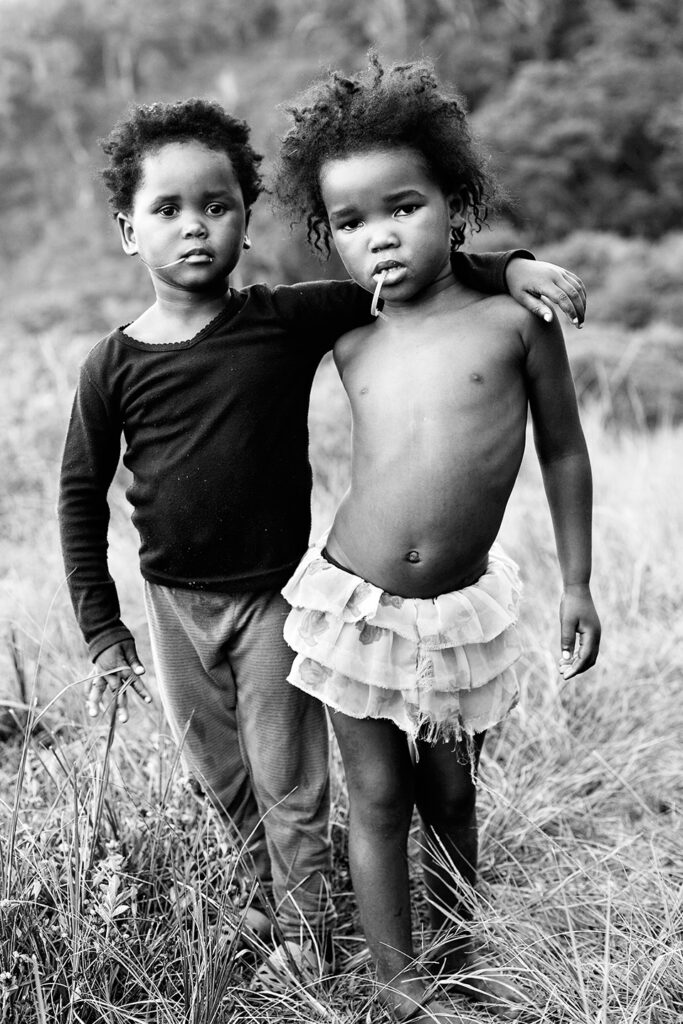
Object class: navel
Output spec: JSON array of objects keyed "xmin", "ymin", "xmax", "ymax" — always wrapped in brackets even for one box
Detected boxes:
[
  {"xmin": 405, "ymin": 549, "xmax": 421, "ymax": 564},
  {"xmin": 359, "ymin": 386, "xmax": 369, "ymax": 395},
  {"xmin": 470, "ymin": 372, "xmax": 483, "ymax": 383}
]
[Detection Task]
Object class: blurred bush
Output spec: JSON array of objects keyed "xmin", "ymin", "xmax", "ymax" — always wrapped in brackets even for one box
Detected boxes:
[
  {"xmin": 567, "ymin": 321, "xmax": 683, "ymax": 427},
  {"xmin": 542, "ymin": 232, "xmax": 683, "ymax": 329}
]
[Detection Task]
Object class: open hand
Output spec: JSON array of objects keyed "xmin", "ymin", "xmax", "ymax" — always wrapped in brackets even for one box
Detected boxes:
[
  {"xmin": 89, "ymin": 640, "xmax": 150, "ymax": 723},
  {"xmin": 506, "ymin": 258, "xmax": 586, "ymax": 328},
  {"xmin": 558, "ymin": 584, "xmax": 601, "ymax": 680}
]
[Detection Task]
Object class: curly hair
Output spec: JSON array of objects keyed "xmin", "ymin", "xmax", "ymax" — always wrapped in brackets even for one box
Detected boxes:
[
  {"xmin": 273, "ymin": 54, "xmax": 498, "ymax": 256},
  {"xmin": 99, "ymin": 98, "xmax": 263, "ymax": 215}
]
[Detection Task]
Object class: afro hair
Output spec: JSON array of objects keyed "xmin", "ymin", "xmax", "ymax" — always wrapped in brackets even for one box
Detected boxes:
[
  {"xmin": 273, "ymin": 53, "xmax": 498, "ymax": 256},
  {"xmin": 100, "ymin": 97, "xmax": 263, "ymax": 215}
]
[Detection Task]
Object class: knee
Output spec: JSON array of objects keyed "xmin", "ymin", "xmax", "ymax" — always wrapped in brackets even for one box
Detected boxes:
[
  {"xmin": 349, "ymin": 779, "xmax": 413, "ymax": 839},
  {"xmin": 420, "ymin": 781, "xmax": 477, "ymax": 832}
]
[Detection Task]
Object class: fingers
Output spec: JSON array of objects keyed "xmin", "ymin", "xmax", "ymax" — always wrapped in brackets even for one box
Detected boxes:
[
  {"xmin": 507, "ymin": 258, "xmax": 587, "ymax": 327},
  {"xmin": 87, "ymin": 676, "xmax": 109, "ymax": 718},
  {"xmin": 541, "ymin": 273, "xmax": 586, "ymax": 328},
  {"xmin": 520, "ymin": 286, "xmax": 583, "ymax": 328},
  {"xmin": 115, "ymin": 670, "xmax": 152, "ymax": 723},
  {"xmin": 121, "ymin": 651, "xmax": 151, "ymax": 705},
  {"xmin": 88, "ymin": 642, "xmax": 151, "ymax": 723},
  {"xmin": 126, "ymin": 671, "xmax": 152, "ymax": 704},
  {"xmin": 115, "ymin": 686, "xmax": 130, "ymax": 724},
  {"xmin": 558, "ymin": 626, "xmax": 600, "ymax": 680},
  {"xmin": 88, "ymin": 668, "xmax": 130, "ymax": 721},
  {"xmin": 573, "ymin": 624, "xmax": 600, "ymax": 676},
  {"xmin": 521, "ymin": 293, "xmax": 555, "ymax": 324},
  {"xmin": 558, "ymin": 620, "xmax": 578, "ymax": 678}
]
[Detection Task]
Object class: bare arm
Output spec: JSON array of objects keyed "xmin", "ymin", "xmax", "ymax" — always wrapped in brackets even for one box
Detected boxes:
[{"xmin": 523, "ymin": 314, "xmax": 601, "ymax": 678}]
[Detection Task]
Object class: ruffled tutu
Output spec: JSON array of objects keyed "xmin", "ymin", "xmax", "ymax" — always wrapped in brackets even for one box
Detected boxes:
[{"xmin": 282, "ymin": 540, "xmax": 523, "ymax": 743}]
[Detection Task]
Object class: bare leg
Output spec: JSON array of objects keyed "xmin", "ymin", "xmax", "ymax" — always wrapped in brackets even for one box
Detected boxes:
[
  {"xmin": 415, "ymin": 733, "xmax": 523, "ymax": 1019},
  {"xmin": 331, "ymin": 712, "xmax": 459, "ymax": 1021},
  {"xmin": 414, "ymin": 733, "xmax": 484, "ymax": 946}
]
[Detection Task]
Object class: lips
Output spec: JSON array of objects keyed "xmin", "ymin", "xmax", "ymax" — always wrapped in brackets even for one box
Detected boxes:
[
  {"xmin": 183, "ymin": 248, "xmax": 214, "ymax": 260},
  {"xmin": 372, "ymin": 260, "xmax": 403, "ymax": 277}
]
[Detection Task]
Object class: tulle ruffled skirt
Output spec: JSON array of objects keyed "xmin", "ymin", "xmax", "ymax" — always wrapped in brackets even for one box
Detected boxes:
[{"xmin": 282, "ymin": 540, "xmax": 523, "ymax": 743}]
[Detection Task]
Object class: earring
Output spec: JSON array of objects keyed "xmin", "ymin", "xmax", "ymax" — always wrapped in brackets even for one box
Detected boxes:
[
  {"xmin": 243, "ymin": 234, "xmax": 252, "ymax": 250},
  {"xmin": 450, "ymin": 223, "xmax": 466, "ymax": 251}
]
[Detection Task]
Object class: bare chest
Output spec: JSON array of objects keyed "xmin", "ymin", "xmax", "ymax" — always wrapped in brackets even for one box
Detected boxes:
[{"xmin": 342, "ymin": 325, "xmax": 523, "ymax": 426}]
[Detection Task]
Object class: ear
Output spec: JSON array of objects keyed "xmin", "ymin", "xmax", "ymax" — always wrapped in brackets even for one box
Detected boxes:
[
  {"xmin": 447, "ymin": 190, "xmax": 466, "ymax": 233},
  {"xmin": 116, "ymin": 212, "xmax": 138, "ymax": 255},
  {"xmin": 242, "ymin": 208, "xmax": 252, "ymax": 250}
]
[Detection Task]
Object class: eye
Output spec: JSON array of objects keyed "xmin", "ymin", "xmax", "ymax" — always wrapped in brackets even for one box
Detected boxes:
[
  {"xmin": 338, "ymin": 218, "xmax": 363, "ymax": 233},
  {"xmin": 206, "ymin": 202, "xmax": 227, "ymax": 216},
  {"xmin": 394, "ymin": 204, "xmax": 419, "ymax": 217},
  {"xmin": 157, "ymin": 205, "xmax": 177, "ymax": 218}
]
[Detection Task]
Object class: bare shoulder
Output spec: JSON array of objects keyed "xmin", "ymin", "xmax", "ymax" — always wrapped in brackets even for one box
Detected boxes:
[
  {"xmin": 483, "ymin": 293, "xmax": 567, "ymax": 354},
  {"xmin": 333, "ymin": 321, "xmax": 376, "ymax": 369},
  {"xmin": 462, "ymin": 293, "xmax": 533, "ymax": 359},
  {"xmin": 474, "ymin": 292, "xmax": 533, "ymax": 331}
]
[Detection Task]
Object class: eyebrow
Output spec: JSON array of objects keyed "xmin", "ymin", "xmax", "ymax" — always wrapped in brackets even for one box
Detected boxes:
[
  {"xmin": 383, "ymin": 188, "xmax": 427, "ymax": 203},
  {"xmin": 148, "ymin": 189, "xmax": 234, "ymax": 204}
]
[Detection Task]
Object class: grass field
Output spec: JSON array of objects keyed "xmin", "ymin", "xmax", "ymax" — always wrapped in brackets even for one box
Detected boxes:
[{"xmin": 1, "ymin": 329, "xmax": 682, "ymax": 1022}]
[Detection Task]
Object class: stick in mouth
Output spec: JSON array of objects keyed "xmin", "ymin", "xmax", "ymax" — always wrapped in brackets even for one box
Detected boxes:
[
  {"xmin": 371, "ymin": 269, "xmax": 389, "ymax": 320},
  {"xmin": 139, "ymin": 255, "xmax": 214, "ymax": 270},
  {"xmin": 152, "ymin": 256, "xmax": 191, "ymax": 269}
]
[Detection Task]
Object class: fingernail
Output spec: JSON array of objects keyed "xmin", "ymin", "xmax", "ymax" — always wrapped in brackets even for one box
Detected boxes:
[
  {"xmin": 562, "ymin": 650, "xmax": 572, "ymax": 660},
  {"xmin": 134, "ymin": 666, "xmax": 145, "ymax": 674},
  {"xmin": 572, "ymin": 317, "xmax": 579, "ymax": 324},
  {"xmin": 543, "ymin": 312, "xmax": 552, "ymax": 322}
]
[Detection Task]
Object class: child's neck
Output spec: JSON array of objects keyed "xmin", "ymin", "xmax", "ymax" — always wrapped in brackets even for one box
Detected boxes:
[
  {"xmin": 125, "ymin": 284, "xmax": 231, "ymax": 346},
  {"xmin": 381, "ymin": 267, "xmax": 471, "ymax": 322}
]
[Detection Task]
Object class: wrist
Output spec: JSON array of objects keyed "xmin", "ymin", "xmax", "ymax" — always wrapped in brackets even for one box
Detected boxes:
[
  {"xmin": 503, "ymin": 249, "xmax": 535, "ymax": 291},
  {"xmin": 563, "ymin": 580, "xmax": 591, "ymax": 593}
]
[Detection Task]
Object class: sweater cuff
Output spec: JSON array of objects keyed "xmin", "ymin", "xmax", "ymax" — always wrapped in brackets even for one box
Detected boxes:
[
  {"xmin": 452, "ymin": 249, "xmax": 536, "ymax": 295},
  {"xmin": 498, "ymin": 249, "xmax": 535, "ymax": 292},
  {"xmin": 88, "ymin": 625, "xmax": 134, "ymax": 664}
]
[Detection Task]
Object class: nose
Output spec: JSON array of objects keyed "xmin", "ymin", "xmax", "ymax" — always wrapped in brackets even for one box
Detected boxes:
[
  {"xmin": 368, "ymin": 220, "xmax": 399, "ymax": 253},
  {"xmin": 181, "ymin": 212, "xmax": 208, "ymax": 238}
]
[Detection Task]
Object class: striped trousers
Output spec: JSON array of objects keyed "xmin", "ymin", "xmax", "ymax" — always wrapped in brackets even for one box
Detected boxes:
[{"xmin": 144, "ymin": 581, "xmax": 334, "ymax": 942}]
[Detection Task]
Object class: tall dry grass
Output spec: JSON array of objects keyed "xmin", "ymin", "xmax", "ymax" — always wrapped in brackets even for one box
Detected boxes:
[{"xmin": 1, "ymin": 346, "xmax": 681, "ymax": 1022}]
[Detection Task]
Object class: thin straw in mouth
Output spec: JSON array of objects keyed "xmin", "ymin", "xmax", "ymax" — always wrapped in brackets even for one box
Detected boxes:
[{"xmin": 371, "ymin": 269, "xmax": 389, "ymax": 320}]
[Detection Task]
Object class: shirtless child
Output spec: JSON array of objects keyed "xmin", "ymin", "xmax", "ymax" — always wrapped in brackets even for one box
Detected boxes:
[{"xmin": 274, "ymin": 57, "xmax": 601, "ymax": 1021}]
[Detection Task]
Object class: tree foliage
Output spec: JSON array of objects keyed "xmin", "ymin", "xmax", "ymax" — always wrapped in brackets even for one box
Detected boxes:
[
  {"xmin": 0, "ymin": 0, "xmax": 681, "ymax": 261},
  {"xmin": 475, "ymin": 4, "xmax": 683, "ymax": 238}
]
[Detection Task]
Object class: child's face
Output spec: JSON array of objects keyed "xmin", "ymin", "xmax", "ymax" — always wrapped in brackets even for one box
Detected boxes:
[
  {"xmin": 117, "ymin": 141, "xmax": 247, "ymax": 292},
  {"xmin": 320, "ymin": 147, "xmax": 462, "ymax": 306}
]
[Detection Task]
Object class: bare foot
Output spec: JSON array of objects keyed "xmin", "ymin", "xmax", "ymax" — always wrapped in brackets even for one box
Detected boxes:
[
  {"xmin": 223, "ymin": 905, "xmax": 272, "ymax": 954},
  {"xmin": 399, "ymin": 999, "xmax": 464, "ymax": 1023},
  {"xmin": 378, "ymin": 978, "xmax": 463, "ymax": 1023},
  {"xmin": 252, "ymin": 938, "xmax": 333, "ymax": 991},
  {"xmin": 388, "ymin": 996, "xmax": 463, "ymax": 1023},
  {"xmin": 243, "ymin": 906, "xmax": 272, "ymax": 942},
  {"xmin": 438, "ymin": 951, "xmax": 526, "ymax": 1020}
]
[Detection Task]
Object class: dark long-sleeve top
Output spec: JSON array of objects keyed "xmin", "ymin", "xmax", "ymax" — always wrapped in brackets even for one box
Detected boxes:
[{"xmin": 59, "ymin": 251, "xmax": 531, "ymax": 660}]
